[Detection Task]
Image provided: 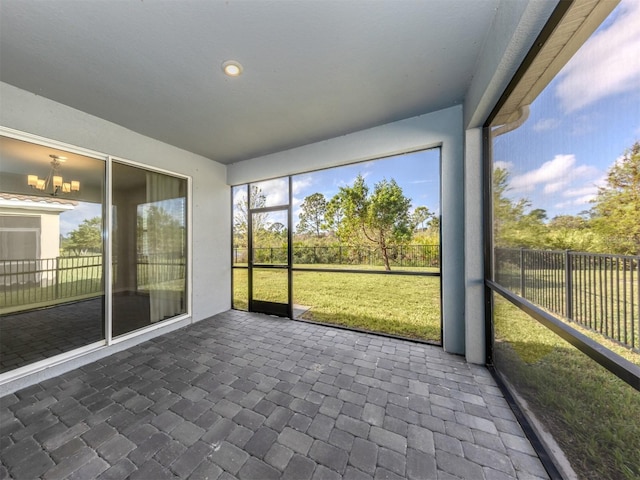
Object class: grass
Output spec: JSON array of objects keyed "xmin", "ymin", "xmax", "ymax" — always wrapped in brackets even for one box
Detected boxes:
[
  {"xmin": 493, "ymin": 295, "xmax": 640, "ymax": 480},
  {"xmin": 233, "ymin": 267, "xmax": 442, "ymax": 343},
  {"xmin": 496, "ymin": 266, "xmax": 640, "ymax": 350}
]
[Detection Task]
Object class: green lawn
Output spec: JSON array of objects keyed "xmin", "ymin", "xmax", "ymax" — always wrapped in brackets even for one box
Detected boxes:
[
  {"xmin": 493, "ymin": 295, "xmax": 640, "ymax": 480},
  {"xmin": 496, "ymin": 265, "xmax": 640, "ymax": 350},
  {"xmin": 233, "ymin": 268, "xmax": 442, "ymax": 343}
]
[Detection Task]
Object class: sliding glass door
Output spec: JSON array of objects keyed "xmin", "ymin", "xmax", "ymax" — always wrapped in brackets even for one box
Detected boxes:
[
  {"xmin": 111, "ymin": 161, "xmax": 188, "ymax": 337},
  {"xmin": 0, "ymin": 129, "xmax": 190, "ymax": 378},
  {"xmin": 0, "ymin": 135, "xmax": 105, "ymax": 373}
]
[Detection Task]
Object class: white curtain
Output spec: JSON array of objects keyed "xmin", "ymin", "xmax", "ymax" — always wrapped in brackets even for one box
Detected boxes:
[{"xmin": 145, "ymin": 172, "xmax": 185, "ymax": 323}]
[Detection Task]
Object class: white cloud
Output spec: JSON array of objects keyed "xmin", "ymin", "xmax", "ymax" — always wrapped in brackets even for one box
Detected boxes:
[
  {"xmin": 563, "ymin": 185, "xmax": 599, "ymax": 198},
  {"xmin": 511, "ymin": 154, "xmax": 577, "ymax": 190},
  {"xmin": 561, "ymin": 186, "xmax": 599, "ymax": 208},
  {"xmin": 554, "ymin": 193, "xmax": 596, "ymax": 210},
  {"xmin": 555, "ymin": 0, "xmax": 640, "ymax": 113},
  {"xmin": 543, "ymin": 182, "xmax": 565, "ymax": 194},
  {"xmin": 533, "ymin": 118, "xmax": 560, "ymax": 132},
  {"xmin": 575, "ymin": 194, "xmax": 597, "ymax": 205},
  {"xmin": 493, "ymin": 160, "xmax": 514, "ymax": 171},
  {"xmin": 292, "ymin": 175, "xmax": 313, "ymax": 196},
  {"xmin": 253, "ymin": 178, "xmax": 289, "ymax": 206},
  {"xmin": 510, "ymin": 154, "xmax": 600, "ymax": 200}
]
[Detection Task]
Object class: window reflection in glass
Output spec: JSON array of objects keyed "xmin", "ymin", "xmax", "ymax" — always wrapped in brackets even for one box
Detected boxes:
[
  {"xmin": 0, "ymin": 135, "xmax": 105, "ymax": 373},
  {"xmin": 112, "ymin": 162, "xmax": 187, "ymax": 337}
]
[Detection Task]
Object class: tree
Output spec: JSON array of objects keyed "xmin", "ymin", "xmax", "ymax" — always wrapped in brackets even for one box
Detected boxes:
[
  {"xmin": 590, "ymin": 142, "xmax": 640, "ymax": 254},
  {"xmin": 492, "ymin": 167, "xmax": 531, "ymax": 247},
  {"xmin": 269, "ymin": 222, "xmax": 286, "ymax": 236},
  {"xmin": 549, "ymin": 214, "xmax": 589, "ymax": 230},
  {"xmin": 412, "ymin": 206, "xmax": 433, "ymax": 232},
  {"xmin": 63, "ymin": 217, "xmax": 102, "ymax": 255},
  {"xmin": 527, "ymin": 209, "xmax": 547, "ymax": 222},
  {"xmin": 324, "ymin": 196, "xmax": 344, "ymax": 237},
  {"xmin": 139, "ymin": 205, "xmax": 184, "ymax": 256},
  {"xmin": 234, "ymin": 185, "xmax": 267, "ymax": 246},
  {"xmin": 325, "ymin": 174, "xmax": 413, "ymax": 270},
  {"xmin": 297, "ymin": 193, "xmax": 327, "ymax": 237},
  {"xmin": 545, "ymin": 213, "xmax": 597, "ymax": 250}
]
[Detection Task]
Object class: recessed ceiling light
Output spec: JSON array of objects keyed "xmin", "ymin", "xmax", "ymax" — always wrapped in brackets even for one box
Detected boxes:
[{"xmin": 222, "ymin": 60, "xmax": 243, "ymax": 77}]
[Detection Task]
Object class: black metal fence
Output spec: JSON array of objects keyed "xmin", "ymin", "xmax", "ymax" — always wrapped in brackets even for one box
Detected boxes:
[
  {"xmin": 0, "ymin": 256, "xmax": 103, "ymax": 309},
  {"xmin": 495, "ymin": 248, "xmax": 640, "ymax": 350},
  {"xmin": 1, "ymin": 254, "xmax": 186, "ymax": 310},
  {"xmin": 135, "ymin": 253, "xmax": 186, "ymax": 289},
  {"xmin": 233, "ymin": 244, "xmax": 440, "ymax": 268}
]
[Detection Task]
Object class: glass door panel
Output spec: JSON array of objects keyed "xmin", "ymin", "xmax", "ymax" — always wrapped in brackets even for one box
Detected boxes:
[
  {"xmin": 111, "ymin": 162, "xmax": 187, "ymax": 337},
  {"xmin": 252, "ymin": 268, "xmax": 288, "ymax": 304},
  {"xmin": 252, "ymin": 210, "xmax": 288, "ymax": 265},
  {"xmin": 0, "ymin": 135, "xmax": 106, "ymax": 373},
  {"xmin": 249, "ymin": 208, "xmax": 290, "ymax": 317}
]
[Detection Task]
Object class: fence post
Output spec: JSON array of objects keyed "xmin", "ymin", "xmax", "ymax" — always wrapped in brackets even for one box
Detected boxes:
[
  {"xmin": 565, "ymin": 250, "xmax": 573, "ymax": 320},
  {"xmin": 55, "ymin": 257, "xmax": 60, "ymax": 299},
  {"xmin": 519, "ymin": 248, "xmax": 525, "ymax": 298}
]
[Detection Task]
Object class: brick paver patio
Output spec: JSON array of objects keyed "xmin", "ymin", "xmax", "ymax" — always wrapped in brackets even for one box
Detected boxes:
[{"xmin": 0, "ymin": 310, "xmax": 549, "ymax": 479}]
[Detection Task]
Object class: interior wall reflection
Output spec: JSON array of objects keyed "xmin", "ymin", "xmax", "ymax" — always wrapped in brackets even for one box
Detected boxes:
[
  {"xmin": 111, "ymin": 162, "xmax": 187, "ymax": 337},
  {"xmin": 0, "ymin": 135, "xmax": 105, "ymax": 373}
]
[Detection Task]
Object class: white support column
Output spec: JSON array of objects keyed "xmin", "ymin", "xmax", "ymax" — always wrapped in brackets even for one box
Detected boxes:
[
  {"xmin": 464, "ymin": 128, "xmax": 486, "ymax": 364},
  {"xmin": 440, "ymin": 118, "xmax": 466, "ymax": 356}
]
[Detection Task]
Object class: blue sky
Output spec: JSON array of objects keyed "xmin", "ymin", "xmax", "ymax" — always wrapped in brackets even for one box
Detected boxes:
[
  {"xmin": 292, "ymin": 149, "xmax": 441, "ymax": 223},
  {"xmin": 233, "ymin": 148, "xmax": 441, "ymax": 230},
  {"xmin": 60, "ymin": 201, "xmax": 101, "ymax": 237},
  {"xmin": 493, "ymin": 0, "xmax": 640, "ymax": 220}
]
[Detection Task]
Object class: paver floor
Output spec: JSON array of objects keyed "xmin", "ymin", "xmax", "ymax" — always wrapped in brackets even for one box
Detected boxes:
[{"xmin": 0, "ymin": 310, "xmax": 549, "ymax": 479}]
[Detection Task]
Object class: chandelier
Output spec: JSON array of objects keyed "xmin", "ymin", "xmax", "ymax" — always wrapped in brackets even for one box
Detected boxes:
[{"xmin": 27, "ymin": 155, "xmax": 80, "ymax": 196}]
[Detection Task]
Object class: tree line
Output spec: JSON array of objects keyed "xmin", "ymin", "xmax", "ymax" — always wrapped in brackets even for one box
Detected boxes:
[
  {"xmin": 61, "ymin": 205, "xmax": 185, "ymax": 257},
  {"xmin": 494, "ymin": 141, "xmax": 640, "ymax": 256},
  {"xmin": 65, "ymin": 141, "xmax": 638, "ymax": 261},
  {"xmin": 234, "ymin": 176, "xmax": 439, "ymax": 271}
]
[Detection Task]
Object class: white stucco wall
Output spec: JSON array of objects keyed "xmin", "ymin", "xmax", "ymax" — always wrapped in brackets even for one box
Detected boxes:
[
  {"xmin": 0, "ymin": 81, "xmax": 230, "ymax": 392},
  {"xmin": 39, "ymin": 212, "xmax": 60, "ymax": 261},
  {"xmin": 228, "ymin": 106, "xmax": 467, "ymax": 357}
]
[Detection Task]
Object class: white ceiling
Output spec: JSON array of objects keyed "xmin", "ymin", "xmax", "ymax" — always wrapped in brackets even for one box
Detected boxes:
[{"xmin": 0, "ymin": 0, "xmax": 501, "ymax": 165}]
